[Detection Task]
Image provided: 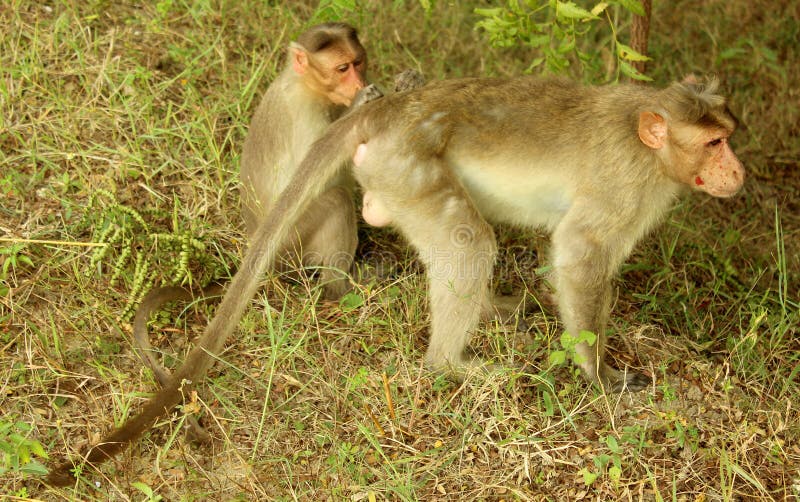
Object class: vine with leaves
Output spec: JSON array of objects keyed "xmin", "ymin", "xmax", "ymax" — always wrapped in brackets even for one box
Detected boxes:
[
  {"xmin": 475, "ymin": 0, "xmax": 651, "ymax": 82},
  {"xmin": 82, "ymin": 189, "xmax": 227, "ymax": 320}
]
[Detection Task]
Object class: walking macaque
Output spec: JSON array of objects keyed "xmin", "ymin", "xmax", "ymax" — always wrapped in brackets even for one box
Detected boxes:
[
  {"xmin": 240, "ymin": 22, "xmax": 367, "ymax": 300},
  {"xmin": 47, "ymin": 75, "xmax": 743, "ymax": 485}
]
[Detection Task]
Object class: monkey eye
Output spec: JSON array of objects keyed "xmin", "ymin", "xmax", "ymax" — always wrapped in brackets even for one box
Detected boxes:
[
  {"xmin": 336, "ymin": 64, "xmax": 350, "ymax": 73},
  {"xmin": 706, "ymin": 138, "xmax": 723, "ymax": 147}
]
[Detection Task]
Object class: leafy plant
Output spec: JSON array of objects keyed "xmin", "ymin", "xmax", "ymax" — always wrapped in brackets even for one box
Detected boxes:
[
  {"xmin": 0, "ymin": 242, "xmax": 34, "ymax": 296},
  {"xmin": 81, "ymin": 189, "xmax": 223, "ymax": 319},
  {"xmin": 475, "ymin": 0, "xmax": 651, "ymax": 82},
  {"xmin": 579, "ymin": 435, "xmax": 623, "ymax": 486},
  {"xmin": 550, "ymin": 329, "xmax": 597, "ymax": 367},
  {"xmin": 0, "ymin": 420, "xmax": 48, "ymax": 476}
]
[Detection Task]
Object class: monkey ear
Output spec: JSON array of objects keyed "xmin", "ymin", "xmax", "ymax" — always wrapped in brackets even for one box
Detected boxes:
[
  {"xmin": 638, "ymin": 112, "xmax": 668, "ymax": 149},
  {"xmin": 290, "ymin": 44, "xmax": 309, "ymax": 75},
  {"xmin": 682, "ymin": 74, "xmax": 700, "ymax": 84}
]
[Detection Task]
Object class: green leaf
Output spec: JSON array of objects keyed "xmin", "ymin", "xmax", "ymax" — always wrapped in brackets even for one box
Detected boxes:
[
  {"xmin": 339, "ymin": 292, "xmax": 365, "ymax": 312},
  {"xmin": 591, "ymin": 2, "xmax": 610, "ymax": 16},
  {"xmin": 608, "ymin": 464, "xmax": 622, "ymax": 482},
  {"xmin": 542, "ymin": 390, "xmax": 555, "ymax": 416},
  {"xmin": 132, "ymin": 481, "xmax": 156, "ymax": 498},
  {"xmin": 593, "ymin": 453, "xmax": 611, "ymax": 469},
  {"xmin": 557, "ymin": 37, "xmax": 576, "ymax": 54},
  {"xmin": 556, "ymin": 1, "xmax": 598, "ymax": 20},
  {"xmin": 549, "ymin": 350, "xmax": 567, "ymax": 366},
  {"xmin": 20, "ymin": 461, "xmax": 49, "ymax": 476},
  {"xmin": 619, "ymin": 59, "xmax": 653, "ymax": 81},
  {"xmin": 528, "ymin": 34, "xmax": 551, "ymax": 47},
  {"xmin": 29, "ymin": 440, "xmax": 48, "ymax": 459},
  {"xmin": 616, "ymin": 42, "xmax": 650, "ymax": 62},
  {"xmin": 578, "ymin": 330, "xmax": 597, "ymax": 346},
  {"xmin": 579, "ymin": 467, "xmax": 599, "ymax": 485},
  {"xmin": 606, "ymin": 435, "xmax": 620, "ymax": 452},
  {"xmin": 616, "ymin": 0, "xmax": 645, "ymax": 16},
  {"xmin": 526, "ymin": 57, "xmax": 546, "ymax": 73},
  {"xmin": 18, "ymin": 444, "xmax": 30, "ymax": 464},
  {"xmin": 14, "ymin": 422, "xmax": 32, "ymax": 432}
]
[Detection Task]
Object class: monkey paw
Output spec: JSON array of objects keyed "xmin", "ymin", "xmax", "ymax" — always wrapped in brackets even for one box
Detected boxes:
[
  {"xmin": 351, "ymin": 84, "xmax": 384, "ymax": 108},
  {"xmin": 603, "ymin": 367, "xmax": 652, "ymax": 393}
]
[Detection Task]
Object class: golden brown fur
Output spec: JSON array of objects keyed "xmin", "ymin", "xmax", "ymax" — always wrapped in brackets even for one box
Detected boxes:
[
  {"xmin": 240, "ymin": 22, "xmax": 366, "ymax": 300},
  {"xmin": 47, "ymin": 75, "xmax": 743, "ymax": 485}
]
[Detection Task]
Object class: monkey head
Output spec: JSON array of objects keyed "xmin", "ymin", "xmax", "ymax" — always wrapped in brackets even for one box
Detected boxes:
[
  {"xmin": 290, "ymin": 23, "xmax": 367, "ymax": 106},
  {"xmin": 638, "ymin": 78, "xmax": 745, "ymax": 198}
]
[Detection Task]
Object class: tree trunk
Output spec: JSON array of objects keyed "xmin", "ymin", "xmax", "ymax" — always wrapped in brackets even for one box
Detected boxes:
[{"xmin": 630, "ymin": 0, "xmax": 652, "ymax": 81}]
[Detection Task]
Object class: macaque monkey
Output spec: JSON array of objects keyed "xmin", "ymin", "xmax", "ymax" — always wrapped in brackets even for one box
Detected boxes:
[
  {"xmin": 123, "ymin": 67, "xmax": 425, "ymax": 445},
  {"xmin": 119, "ymin": 66, "xmax": 427, "ymax": 458},
  {"xmin": 47, "ymin": 75, "xmax": 743, "ymax": 485},
  {"xmin": 111, "ymin": 23, "xmax": 369, "ymax": 448},
  {"xmin": 240, "ymin": 22, "xmax": 367, "ymax": 300}
]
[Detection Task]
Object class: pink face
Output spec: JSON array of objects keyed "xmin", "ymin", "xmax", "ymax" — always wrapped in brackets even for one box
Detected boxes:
[
  {"xmin": 293, "ymin": 46, "xmax": 366, "ymax": 107},
  {"xmin": 692, "ymin": 137, "xmax": 745, "ymax": 198},
  {"xmin": 637, "ymin": 112, "xmax": 745, "ymax": 198}
]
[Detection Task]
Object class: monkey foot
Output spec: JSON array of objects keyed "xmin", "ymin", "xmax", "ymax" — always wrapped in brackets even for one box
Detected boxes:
[
  {"xmin": 44, "ymin": 463, "xmax": 76, "ymax": 487},
  {"xmin": 602, "ymin": 367, "xmax": 652, "ymax": 393},
  {"xmin": 186, "ymin": 416, "xmax": 212, "ymax": 444},
  {"xmin": 425, "ymin": 351, "xmax": 513, "ymax": 382}
]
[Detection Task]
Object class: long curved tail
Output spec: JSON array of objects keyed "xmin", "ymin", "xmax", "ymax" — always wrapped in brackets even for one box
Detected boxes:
[{"xmin": 46, "ymin": 113, "xmax": 363, "ymax": 486}]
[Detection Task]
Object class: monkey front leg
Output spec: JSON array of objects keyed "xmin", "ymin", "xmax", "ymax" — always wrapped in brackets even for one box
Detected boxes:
[{"xmin": 552, "ymin": 229, "xmax": 651, "ymax": 392}]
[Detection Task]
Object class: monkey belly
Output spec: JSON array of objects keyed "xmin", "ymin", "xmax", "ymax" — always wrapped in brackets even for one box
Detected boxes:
[{"xmin": 362, "ymin": 191, "xmax": 392, "ymax": 227}]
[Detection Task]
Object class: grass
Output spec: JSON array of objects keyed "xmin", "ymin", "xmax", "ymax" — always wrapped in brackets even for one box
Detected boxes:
[{"xmin": 1, "ymin": 0, "xmax": 798, "ymax": 500}]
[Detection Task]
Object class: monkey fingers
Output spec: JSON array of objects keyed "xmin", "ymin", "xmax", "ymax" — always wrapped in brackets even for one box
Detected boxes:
[{"xmin": 350, "ymin": 84, "xmax": 384, "ymax": 109}]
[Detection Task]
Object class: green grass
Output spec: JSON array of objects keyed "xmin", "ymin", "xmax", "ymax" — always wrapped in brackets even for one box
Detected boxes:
[{"xmin": 1, "ymin": 0, "xmax": 798, "ymax": 500}]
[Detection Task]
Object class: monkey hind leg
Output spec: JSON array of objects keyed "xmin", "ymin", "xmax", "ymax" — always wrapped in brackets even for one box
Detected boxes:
[
  {"xmin": 481, "ymin": 294, "xmax": 532, "ymax": 332},
  {"xmin": 298, "ymin": 186, "xmax": 358, "ymax": 301},
  {"xmin": 378, "ymin": 182, "xmax": 496, "ymax": 374}
]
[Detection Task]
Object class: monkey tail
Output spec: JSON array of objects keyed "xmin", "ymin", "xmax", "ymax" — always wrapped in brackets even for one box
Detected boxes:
[
  {"xmin": 133, "ymin": 286, "xmax": 197, "ymax": 386},
  {"xmin": 45, "ymin": 114, "xmax": 362, "ymax": 487},
  {"xmin": 133, "ymin": 284, "xmax": 225, "ymax": 387}
]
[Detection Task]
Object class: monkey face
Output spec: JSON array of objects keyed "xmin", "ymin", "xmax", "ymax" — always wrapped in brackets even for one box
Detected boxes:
[
  {"xmin": 691, "ymin": 136, "xmax": 744, "ymax": 197},
  {"xmin": 324, "ymin": 53, "xmax": 367, "ymax": 106},
  {"xmin": 293, "ymin": 44, "xmax": 366, "ymax": 106}
]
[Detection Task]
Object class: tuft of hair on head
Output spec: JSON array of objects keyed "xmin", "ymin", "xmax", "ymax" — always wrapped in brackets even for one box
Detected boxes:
[
  {"xmin": 295, "ymin": 23, "xmax": 359, "ymax": 53},
  {"xmin": 662, "ymin": 75, "xmax": 735, "ymax": 131}
]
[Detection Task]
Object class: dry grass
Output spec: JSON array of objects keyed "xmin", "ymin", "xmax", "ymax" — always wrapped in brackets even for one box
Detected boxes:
[{"xmin": 1, "ymin": 0, "xmax": 798, "ymax": 500}]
